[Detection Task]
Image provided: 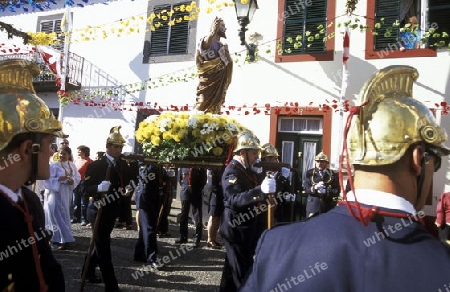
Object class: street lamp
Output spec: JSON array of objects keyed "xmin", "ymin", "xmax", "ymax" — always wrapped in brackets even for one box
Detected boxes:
[{"xmin": 234, "ymin": 0, "xmax": 258, "ymax": 46}]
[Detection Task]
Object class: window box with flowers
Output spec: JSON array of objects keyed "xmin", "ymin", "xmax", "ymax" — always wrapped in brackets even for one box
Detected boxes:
[{"xmin": 135, "ymin": 111, "xmax": 249, "ymax": 163}]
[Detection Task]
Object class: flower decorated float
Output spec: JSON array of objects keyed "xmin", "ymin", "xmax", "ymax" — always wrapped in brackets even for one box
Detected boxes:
[{"xmin": 130, "ymin": 111, "xmax": 250, "ymax": 167}]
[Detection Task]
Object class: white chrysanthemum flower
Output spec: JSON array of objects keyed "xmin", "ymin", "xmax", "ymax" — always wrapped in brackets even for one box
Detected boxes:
[
  {"xmin": 225, "ymin": 123, "xmax": 238, "ymax": 132},
  {"xmin": 187, "ymin": 117, "xmax": 199, "ymax": 128},
  {"xmin": 145, "ymin": 115, "xmax": 159, "ymax": 123},
  {"xmin": 158, "ymin": 118, "xmax": 172, "ymax": 132}
]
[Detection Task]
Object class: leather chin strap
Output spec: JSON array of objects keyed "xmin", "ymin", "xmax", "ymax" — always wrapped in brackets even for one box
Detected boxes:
[
  {"xmin": 25, "ymin": 142, "xmax": 41, "ymax": 186},
  {"xmin": 415, "ymin": 143, "xmax": 427, "ymax": 207}
]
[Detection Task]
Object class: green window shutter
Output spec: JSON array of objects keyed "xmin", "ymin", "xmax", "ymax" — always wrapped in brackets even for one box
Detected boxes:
[
  {"xmin": 282, "ymin": 0, "xmax": 327, "ymax": 55},
  {"xmin": 428, "ymin": 0, "xmax": 450, "ymax": 47},
  {"xmin": 40, "ymin": 19, "xmax": 64, "ymax": 51},
  {"xmin": 149, "ymin": 2, "xmax": 190, "ymax": 56},
  {"xmin": 150, "ymin": 4, "xmax": 171, "ymax": 55},
  {"xmin": 374, "ymin": 0, "xmax": 400, "ymax": 51},
  {"xmin": 168, "ymin": 3, "xmax": 189, "ymax": 54}
]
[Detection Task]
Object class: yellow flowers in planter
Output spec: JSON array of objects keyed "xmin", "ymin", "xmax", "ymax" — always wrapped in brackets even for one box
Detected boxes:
[{"xmin": 135, "ymin": 111, "xmax": 248, "ymax": 162}]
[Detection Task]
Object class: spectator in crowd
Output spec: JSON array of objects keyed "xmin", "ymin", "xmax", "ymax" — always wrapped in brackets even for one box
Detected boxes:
[
  {"xmin": 0, "ymin": 59, "xmax": 65, "ymax": 291},
  {"xmin": 436, "ymin": 192, "xmax": 450, "ymax": 247},
  {"xmin": 303, "ymin": 151, "xmax": 340, "ymax": 217},
  {"xmin": 399, "ymin": 16, "xmax": 421, "ymax": 51},
  {"xmin": 219, "ymin": 131, "xmax": 276, "ymax": 291},
  {"xmin": 72, "ymin": 145, "xmax": 93, "ymax": 226},
  {"xmin": 44, "ymin": 146, "xmax": 81, "ymax": 250},
  {"xmin": 240, "ymin": 65, "xmax": 450, "ymax": 291},
  {"xmin": 82, "ymin": 126, "xmax": 138, "ymax": 291},
  {"xmin": 204, "ymin": 168, "xmax": 224, "ymax": 248},
  {"xmin": 53, "ymin": 138, "xmax": 71, "ymax": 162},
  {"xmin": 175, "ymin": 167, "xmax": 207, "ymax": 248}
]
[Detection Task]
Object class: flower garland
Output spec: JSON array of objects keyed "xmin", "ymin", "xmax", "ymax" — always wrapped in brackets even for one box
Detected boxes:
[{"xmin": 135, "ymin": 111, "xmax": 249, "ymax": 162}]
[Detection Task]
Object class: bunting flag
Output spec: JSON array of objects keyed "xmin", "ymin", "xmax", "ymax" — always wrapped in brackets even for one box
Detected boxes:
[
  {"xmin": 36, "ymin": 45, "xmax": 63, "ymax": 87},
  {"xmin": 336, "ymin": 27, "xmax": 350, "ymax": 168},
  {"xmin": 342, "ymin": 27, "xmax": 350, "ymax": 67}
]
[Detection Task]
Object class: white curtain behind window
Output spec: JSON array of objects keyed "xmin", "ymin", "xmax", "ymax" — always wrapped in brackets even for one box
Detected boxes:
[{"xmin": 302, "ymin": 142, "xmax": 317, "ymax": 187}]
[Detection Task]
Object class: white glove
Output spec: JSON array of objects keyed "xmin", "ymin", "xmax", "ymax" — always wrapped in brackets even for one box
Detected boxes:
[
  {"xmin": 281, "ymin": 167, "xmax": 290, "ymax": 178},
  {"xmin": 261, "ymin": 177, "xmax": 276, "ymax": 194},
  {"xmin": 97, "ymin": 181, "xmax": 111, "ymax": 192},
  {"xmin": 284, "ymin": 193, "xmax": 296, "ymax": 202},
  {"xmin": 314, "ymin": 181, "xmax": 324, "ymax": 190}
]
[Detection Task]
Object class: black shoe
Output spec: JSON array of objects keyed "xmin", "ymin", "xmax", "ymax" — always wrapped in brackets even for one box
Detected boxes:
[
  {"xmin": 71, "ymin": 219, "xmax": 79, "ymax": 224},
  {"xmin": 192, "ymin": 242, "xmax": 201, "ymax": 248},
  {"xmin": 174, "ymin": 238, "xmax": 188, "ymax": 244}
]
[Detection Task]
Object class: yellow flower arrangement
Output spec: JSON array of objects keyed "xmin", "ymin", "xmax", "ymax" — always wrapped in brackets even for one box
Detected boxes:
[{"xmin": 135, "ymin": 111, "xmax": 249, "ymax": 162}]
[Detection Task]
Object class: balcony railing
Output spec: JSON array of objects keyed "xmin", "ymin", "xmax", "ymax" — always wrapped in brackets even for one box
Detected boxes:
[{"xmin": 0, "ymin": 51, "xmax": 82, "ymax": 92}]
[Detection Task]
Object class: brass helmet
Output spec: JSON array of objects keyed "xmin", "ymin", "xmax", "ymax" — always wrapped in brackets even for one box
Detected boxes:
[
  {"xmin": 106, "ymin": 126, "xmax": 126, "ymax": 146},
  {"xmin": 261, "ymin": 143, "xmax": 279, "ymax": 159},
  {"xmin": 315, "ymin": 151, "xmax": 329, "ymax": 162},
  {"xmin": 0, "ymin": 59, "xmax": 66, "ymax": 152},
  {"xmin": 233, "ymin": 130, "xmax": 260, "ymax": 153},
  {"xmin": 349, "ymin": 65, "xmax": 450, "ymax": 166}
]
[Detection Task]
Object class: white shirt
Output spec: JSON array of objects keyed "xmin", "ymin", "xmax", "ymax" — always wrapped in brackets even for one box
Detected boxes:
[
  {"xmin": 346, "ymin": 189, "xmax": 417, "ymax": 215},
  {"xmin": 0, "ymin": 183, "xmax": 22, "ymax": 203}
]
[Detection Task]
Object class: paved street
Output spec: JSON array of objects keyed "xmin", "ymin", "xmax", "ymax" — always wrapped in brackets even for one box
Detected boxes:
[{"xmin": 54, "ymin": 206, "xmax": 225, "ymax": 292}]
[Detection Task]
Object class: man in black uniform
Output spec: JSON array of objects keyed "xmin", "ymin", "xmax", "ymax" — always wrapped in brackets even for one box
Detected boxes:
[
  {"xmin": 134, "ymin": 163, "xmax": 173, "ymax": 269},
  {"xmin": 259, "ymin": 143, "xmax": 295, "ymax": 224},
  {"xmin": 0, "ymin": 59, "xmax": 65, "ymax": 291},
  {"xmin": 303, "ymin": 151, "xmax": 340, "ymax": 217},
  {"xmin": 219, "ymin": 131, "xmax": 276, "ymax": 292},
  {"xmin": 83, "ymin": 126, "xmax": 137, "ymax": 292},
  {"xmin": 175, "ymin": 167, "xmax": 207, "ymax": 247}
]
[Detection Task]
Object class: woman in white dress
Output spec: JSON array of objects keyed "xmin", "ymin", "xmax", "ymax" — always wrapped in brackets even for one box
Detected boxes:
[{"xmin": 44, "ymin": 146, "xmax": 81, "ymax": 250}]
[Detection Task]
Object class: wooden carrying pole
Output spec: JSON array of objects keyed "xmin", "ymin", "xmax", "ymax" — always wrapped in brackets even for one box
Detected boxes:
[
  {"xmin": 122, "ymin": 152, "xmax": 225, "ymax": 169},
  {"xmin": 266, "ymin": 171, "xmax": 276, "ymax": 229},
  {"xmin": 80, "ymin": 163, "xmax": 112, "ymax": 292}
]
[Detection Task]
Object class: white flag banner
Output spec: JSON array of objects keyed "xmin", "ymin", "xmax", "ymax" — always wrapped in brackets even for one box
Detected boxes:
[{"xmin": 36, "ymin": 45, "xmax": 63, "ymax": 83}]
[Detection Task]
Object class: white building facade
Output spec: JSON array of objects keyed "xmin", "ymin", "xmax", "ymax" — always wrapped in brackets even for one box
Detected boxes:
[{"xmin": 0, "ymin": 0, "xmax": 449, "ymax": 220}]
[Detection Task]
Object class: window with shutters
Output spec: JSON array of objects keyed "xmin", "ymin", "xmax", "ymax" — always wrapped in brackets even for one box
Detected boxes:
[
  {"xmin": 365, "ymin": 0, "xmax": 449, "ymax": 59},
  {"xmin": 37, "ymin": 14, "xmax": 64, "ymax": 51},
  {"xmin": 275, "ymin": 0, "xmax": 336, "ymax": 62},
  {"xmin": 143, "ymin": 0, "xmax": 197, "ymax": 63}
]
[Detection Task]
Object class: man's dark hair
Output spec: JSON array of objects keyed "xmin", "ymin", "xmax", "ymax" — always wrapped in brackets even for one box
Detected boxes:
[{"xmin": 0, "ymin": 132, "xmax": 45, "ymax": 157}]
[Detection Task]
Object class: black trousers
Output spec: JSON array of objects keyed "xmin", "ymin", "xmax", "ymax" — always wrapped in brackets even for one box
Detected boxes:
[
  {"xmin": 134, "ymin": 207, "xmax": 158, "ymax": 263},
  {"xmin": 219, "ymin": 240, "xmax": 254, "ymax": 292},
  {"xmin": 179, "ymin": 198, "xmax": 202, "ymax": 243},
  {"xmin": 117, "ymin": 195, "xmax": 133, "ymax": 226},
  {"xmin": 86, "ymin": 201, "xmax": 119, "ymax": 292}
]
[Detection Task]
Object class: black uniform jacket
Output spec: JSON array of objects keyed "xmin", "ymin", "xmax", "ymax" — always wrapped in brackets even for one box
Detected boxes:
[{"xmin": 0, "ymin": 187, "xmax": 65, "ymax": 291}]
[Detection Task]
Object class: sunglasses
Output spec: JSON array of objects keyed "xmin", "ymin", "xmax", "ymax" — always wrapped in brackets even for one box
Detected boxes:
[
  {"xmin": 112, "ymin": 145, "xmax": 123, "ymax": 149},
  {"xmin": 61, "ymin": 142, "xmax": 69, "ymax": 145},
  {"xmin": 425, "ymin": 147, "xmax": 441, "ymax": 172}
]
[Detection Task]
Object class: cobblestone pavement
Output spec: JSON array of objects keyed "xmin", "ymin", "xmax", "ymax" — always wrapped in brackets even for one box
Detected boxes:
[{"xmin": 54, "ymin": 209, "xmax": 225, "ymax": 292}]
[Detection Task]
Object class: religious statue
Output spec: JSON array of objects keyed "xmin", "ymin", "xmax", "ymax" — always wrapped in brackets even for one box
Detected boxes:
[{"xmin": 195, "ymin": 17, "xmax": 233, "ymax": 114}]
